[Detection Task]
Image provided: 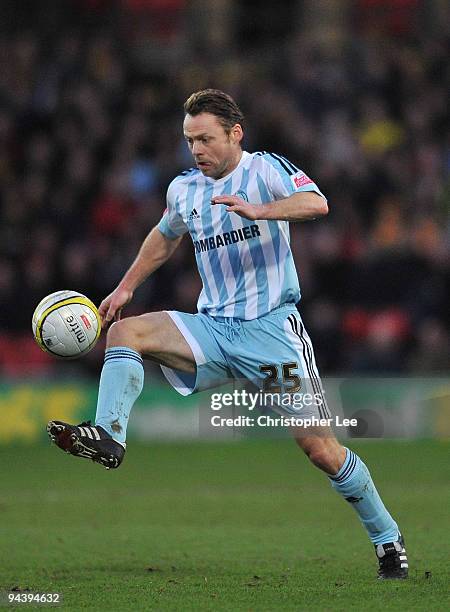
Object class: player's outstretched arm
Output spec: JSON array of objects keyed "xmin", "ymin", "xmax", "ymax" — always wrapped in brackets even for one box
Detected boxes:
[
  {"xmin": 99, "ymin": 227, "xmax": 183, "ymax": 327},
  {"xmin": 211, "ymin": 192, "xmax": 328, "ymax": 222}
]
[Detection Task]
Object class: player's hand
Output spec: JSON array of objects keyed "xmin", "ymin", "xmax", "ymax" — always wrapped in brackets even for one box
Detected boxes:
[
  {"xmin": 211, "ymin": 195, "xmax": 259, "ymax": 220},
  {"xmin": 98, "ymin": 286, "xmax": 133, "ymax": 329}
]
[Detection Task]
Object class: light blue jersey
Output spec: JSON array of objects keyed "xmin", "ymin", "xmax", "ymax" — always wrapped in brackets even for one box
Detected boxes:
[{"xmin": 158, "ymin": 151, "xmax": 326, "ymax": 320}]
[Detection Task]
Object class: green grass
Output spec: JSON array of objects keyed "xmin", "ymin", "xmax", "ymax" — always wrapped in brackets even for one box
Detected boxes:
[{"xmin": 0, "ymin": 440, "xmax": 449, "ymax": 610}]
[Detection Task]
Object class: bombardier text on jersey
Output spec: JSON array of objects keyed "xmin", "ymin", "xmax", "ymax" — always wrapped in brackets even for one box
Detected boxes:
[{"xmin": 193, "ymin": 224, "xmax": 261, "ymax": 253}]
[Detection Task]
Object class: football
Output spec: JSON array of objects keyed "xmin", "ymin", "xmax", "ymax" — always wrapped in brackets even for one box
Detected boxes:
[{"xmin": 32, "ymin": 290, "xmax": 101, "ymax": 359}]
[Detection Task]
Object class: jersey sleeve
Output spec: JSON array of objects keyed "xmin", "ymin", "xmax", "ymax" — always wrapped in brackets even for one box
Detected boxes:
[
  {"xmin": 262, "ymin": 153, "xmax": 327, "ymax": 201},
  {"xmin": 157, "ymin": 180, "xmax": 188, "ymax": 239}
]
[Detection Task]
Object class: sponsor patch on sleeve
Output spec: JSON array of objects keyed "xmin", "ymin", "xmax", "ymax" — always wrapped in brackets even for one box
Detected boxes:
[{"xmin": 291, "ymin": 171, "xmax": 313, "ymax": 190}]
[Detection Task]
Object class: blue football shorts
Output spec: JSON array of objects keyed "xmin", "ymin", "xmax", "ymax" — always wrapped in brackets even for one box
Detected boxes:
[{"xmin": 161, "ymin": 303, "xmax": 331, "ymax": 420}]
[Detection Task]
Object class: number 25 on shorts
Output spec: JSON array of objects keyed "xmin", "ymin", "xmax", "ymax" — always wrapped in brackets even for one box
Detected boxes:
[{"xmin": 259, "ymin": 362, "xmax": 301, "ymax": 393}]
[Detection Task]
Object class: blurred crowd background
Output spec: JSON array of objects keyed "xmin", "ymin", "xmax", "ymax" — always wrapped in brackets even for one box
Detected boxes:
[{"xmin": 0, "ymin": 0, "xmax": 449, "ymax": 378}]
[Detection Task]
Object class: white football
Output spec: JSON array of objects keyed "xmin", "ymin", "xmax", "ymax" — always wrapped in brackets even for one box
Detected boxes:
[{"xmin": 32, "ymin": 290, "xmax": 101, "ymax": 359}]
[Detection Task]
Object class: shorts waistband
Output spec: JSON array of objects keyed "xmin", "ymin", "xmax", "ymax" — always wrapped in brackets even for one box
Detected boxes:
[{"xmin": 208, "ymin": 303, "xmax": 297, "ymax": 323}]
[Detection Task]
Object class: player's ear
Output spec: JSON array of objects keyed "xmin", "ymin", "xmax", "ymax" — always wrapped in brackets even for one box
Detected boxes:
[{"xmin": 230, "ymin": 123, "xmax": 243, "ymax": 144}]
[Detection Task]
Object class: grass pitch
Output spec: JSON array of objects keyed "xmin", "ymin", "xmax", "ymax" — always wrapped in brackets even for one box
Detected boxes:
[{"xmin": 0, "ymin": 439, "xmax": 449, "ymax": 610}]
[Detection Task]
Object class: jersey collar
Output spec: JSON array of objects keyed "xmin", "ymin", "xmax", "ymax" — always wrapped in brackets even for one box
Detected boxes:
[{"xmin": 203, "ymin": 151, "xmax": 250, "ymax": 184}]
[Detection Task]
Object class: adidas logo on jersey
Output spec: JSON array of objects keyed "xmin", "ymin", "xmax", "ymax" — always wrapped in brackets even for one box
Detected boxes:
[{"xmin": 188, "ymin": 208, "xmax": 200, "ymax": 220}]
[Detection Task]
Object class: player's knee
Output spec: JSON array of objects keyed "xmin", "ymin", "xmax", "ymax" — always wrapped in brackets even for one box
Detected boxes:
[
  {"xmin": 107, "ymin": 313, "xmax": 167, "ymax": 354},
  {"xmin": 107, "ymin": 317, "xmax": 145, "ymax": 352},
  {"xmin": 107, "ymin": 318, "xmax": 133, "ymax": 348}
]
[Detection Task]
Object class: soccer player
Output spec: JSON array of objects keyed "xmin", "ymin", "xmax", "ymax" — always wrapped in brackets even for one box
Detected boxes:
[{"xmin": 48, "ymin": 89, "xmax": 408, "ymax": 579}]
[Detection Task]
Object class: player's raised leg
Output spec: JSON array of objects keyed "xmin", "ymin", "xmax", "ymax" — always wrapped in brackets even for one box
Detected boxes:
[
  {"xmin": 94, "ymin": 311, "xmax": 195, "ymax": 440},
  {"xmin": 47, "ymin": 312, "xmax": 196, "ymax": 469}
]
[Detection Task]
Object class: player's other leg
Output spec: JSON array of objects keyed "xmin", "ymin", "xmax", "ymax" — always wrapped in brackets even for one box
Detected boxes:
[
  {"xmin": 47, "ymin": 312, "xmax": 196, "ymax": 469},
  {"xmin": 279, "ymin": 309, "xmax": 408, "ymax": 578},
  {"xmin": 239, "ymin": 306, "xmax": 407, "ymax": 578},
  {"xmin": 293, "ymin": 427, "xmax": 408, "ymax": 579}
]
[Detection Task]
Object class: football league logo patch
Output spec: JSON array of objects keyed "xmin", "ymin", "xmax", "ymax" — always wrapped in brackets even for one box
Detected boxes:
[{"xmin": 291, "ymin": 171, "xmax": 313, "ymax": 190}]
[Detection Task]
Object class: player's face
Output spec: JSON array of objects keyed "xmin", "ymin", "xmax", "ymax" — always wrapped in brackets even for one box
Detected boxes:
[{"xmin": 183, "ymin": 112, "xmax": 243, "ymax": 180}]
